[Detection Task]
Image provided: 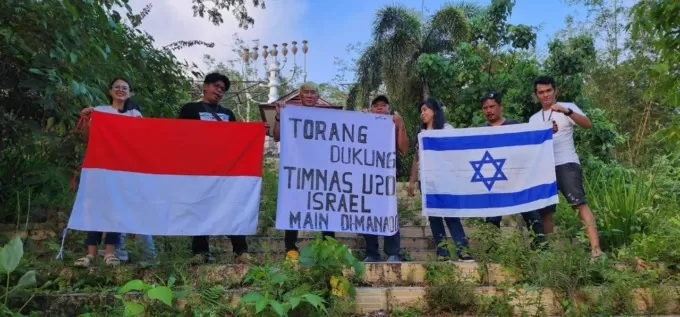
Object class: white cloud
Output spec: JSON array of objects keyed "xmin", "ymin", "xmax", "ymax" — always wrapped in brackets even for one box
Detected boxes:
[{"xmin": 131, "ymin": 0, "xmax": 309, "ymax": 77}]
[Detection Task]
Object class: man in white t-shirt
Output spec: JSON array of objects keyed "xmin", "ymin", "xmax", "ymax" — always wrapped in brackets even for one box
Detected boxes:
[{"xmin": 528, "ymin": 76, "xmax": 601, "ymax": 258}]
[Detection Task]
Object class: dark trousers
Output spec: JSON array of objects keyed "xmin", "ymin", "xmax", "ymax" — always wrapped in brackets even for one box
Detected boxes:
[
  {"xmin": 486, "ymin": 210, "xmax": 547, "ymax": 249},
  {"xmin": 285, "ymin": 230, "xmax": 335, "ymax": 251},
  {"xmin": 85, "ymin": 231, "xmax": 121, "ymax": 246},
  {"xmin": 428, "ymin": 216, "xmax": 468, "ymax": 257},
  {"xmin": 192, "ymin": 235, "xmax": 248, "ymax": 255},
  {"xmin": 363, "ymin": 230, "xmax": 401, "ymax": 258}
]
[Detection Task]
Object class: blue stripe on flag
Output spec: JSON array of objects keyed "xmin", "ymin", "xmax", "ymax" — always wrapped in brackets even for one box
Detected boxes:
[
  {"xmin": 425, "ymin": 182, "xmax": 558, "ymax": 209},
  {"xmin": 422, "ymin": 129, "xmax": 552, "ymax": 151}
]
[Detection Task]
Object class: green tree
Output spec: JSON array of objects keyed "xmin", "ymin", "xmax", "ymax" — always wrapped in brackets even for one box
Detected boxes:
[
  {"xmin": 629, "ymin": 0, "xmax": 680, "ymax": 105},
  {"xmin": 0, "ymin": 0, "xmax": 196, "ymax": 216},
  {"xmin": 350, "ymin": 3, "xmax": 471, "ymax": 107}
]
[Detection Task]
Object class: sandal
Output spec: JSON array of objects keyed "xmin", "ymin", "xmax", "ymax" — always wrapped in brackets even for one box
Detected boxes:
[
  {"xmin": 104, "ymin": 253, "xmax": 120, "ymax": 267},
  {"xmin": 74, "ymin": 255, "xmax": 94, "ymax": 268}
]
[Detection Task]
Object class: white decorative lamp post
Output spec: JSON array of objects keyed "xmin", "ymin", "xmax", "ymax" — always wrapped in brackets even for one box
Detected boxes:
[{"xmin": 241, "ymin": 40, "xmax": 309, "ymax": 104}]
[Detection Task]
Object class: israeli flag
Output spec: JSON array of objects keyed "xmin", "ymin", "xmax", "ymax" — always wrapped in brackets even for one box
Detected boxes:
[{"xmin": 418, "ymin": 122, "xmax": 558, "ymax": 218}]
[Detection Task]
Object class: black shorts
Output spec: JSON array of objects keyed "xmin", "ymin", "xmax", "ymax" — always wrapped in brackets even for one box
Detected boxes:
[
  {"xmin": 539, "ymin": 163, "xmax": 587, "ymax": 216},
  {"xmin": 555, "ymin": 162, "xmax": 587, "ymax": 206}
]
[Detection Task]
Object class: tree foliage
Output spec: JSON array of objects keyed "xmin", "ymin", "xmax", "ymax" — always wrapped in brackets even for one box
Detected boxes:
[
  {"xmin": 0, "ymin": 0, "xmax": 201, "ymax": 214},
  {"xmin": 630, "ymin": 0, "xmax": 680, "ymax": 105},
  {"xmin": 192, "ymin": 0, "xmax": 266, "ymax": 29}
]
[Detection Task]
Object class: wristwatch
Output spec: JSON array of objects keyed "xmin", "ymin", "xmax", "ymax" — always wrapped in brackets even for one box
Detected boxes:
[
  {"xmin": 275, "ymin": 114, "xmax": 280, "ymax": 122},
  {"xmin": 566, "ymin": 108, "xmax": 574, "ymax": 116}
]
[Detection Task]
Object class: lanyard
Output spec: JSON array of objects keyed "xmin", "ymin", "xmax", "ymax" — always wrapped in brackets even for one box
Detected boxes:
[{"xmin": 541, "ymin": 110, "xmax": 554, "ymax": 122}]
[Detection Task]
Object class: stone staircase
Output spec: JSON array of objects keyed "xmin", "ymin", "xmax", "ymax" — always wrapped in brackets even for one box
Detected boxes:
[
  {"xmin": 4, "ymin": 218, "xmax": 680, "ymax": 316},
  {"xmin": 2, "ymin": 182, "xmax": 679, "ymax": 316}
]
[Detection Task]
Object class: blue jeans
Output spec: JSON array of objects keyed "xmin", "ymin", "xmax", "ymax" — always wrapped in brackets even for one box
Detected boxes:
[
  {"xmin": 428, "ymin": 216, "xmax": 469, "ymax": 257},
  {"xmin": 363, "ymin": 230, "xmax": 400, "ymax": 258},
  {"xmin": 119, "ymin": 234, "xmax": 156, "ymax": 259},
  {"xmin": 419, "ymin": 181, "xmax": 469, "ymax": 257}
]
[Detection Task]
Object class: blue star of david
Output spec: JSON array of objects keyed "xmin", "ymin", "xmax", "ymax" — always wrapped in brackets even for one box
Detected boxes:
[{"xmin": 470, "ymin": 151, "xmax": 508, "ymax": 191}]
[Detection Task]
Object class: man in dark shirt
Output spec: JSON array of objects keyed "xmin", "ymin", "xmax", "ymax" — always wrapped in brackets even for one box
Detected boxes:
[
  {"xmin": 178, "ymin": 72, "xmax": 253, "ymax": 264},
  {"xmin": 362, "ymin": 95, "xmax": 409, "ymax": 262},
  {"xmin": 479, "ymin": 91, "xmax": 547, "ymax": 249}
]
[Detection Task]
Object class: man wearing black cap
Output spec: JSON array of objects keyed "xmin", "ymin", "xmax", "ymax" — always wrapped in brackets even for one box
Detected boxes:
[
  {"xmin": 479, "ymin": 91, "xmax": 547, "ymax": 249},
  {"xmin": 362, "ymin": 95, "xmax": 409, "ymax": 262},
  {"xmin": 178, "ymin": 72, "xmax": 254, "ymax": 264}
]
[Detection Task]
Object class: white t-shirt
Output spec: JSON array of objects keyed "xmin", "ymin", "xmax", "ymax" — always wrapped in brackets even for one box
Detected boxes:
[
  {"xmin": 528, "ymin": 102, "xmax": 585, "ymax": 166},
  {"xmin": 94, "ymin": 105, "xmax": 142, "ymax": 117}
]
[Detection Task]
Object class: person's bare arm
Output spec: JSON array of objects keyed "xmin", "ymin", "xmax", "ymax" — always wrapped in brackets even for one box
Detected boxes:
[
  {"xmin": 552, "ymin": 104, "xmax": 592, "ymax": 128},
  {"xmin": 273, "ymin": 102, "xmax": 282, "ymax": 142},
  {"xmin": 407, "ymin": 150, "xmax": 419, "ymax": 197},
  {"xmin": 79, "ymin": 107, "xmax": 93, "ymax": 142},
  {"xmin": 394, "ymin": 113, "xmax": 409, "ymax": 154},
  {"xmin": 273, "ymin": 120, "xmax": 281, "ymax": 142}
]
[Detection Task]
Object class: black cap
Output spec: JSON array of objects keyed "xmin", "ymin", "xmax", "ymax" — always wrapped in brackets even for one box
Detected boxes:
[
  {"xmin": 480, "ymin": 91, "xmax": 502, "ymax": 105},
  {"xmin": 204, "ymin": 72, "xmax": 230, "ymax": 91},
  {"xmin": 371, "ymin": 95, "xmax": 390, "ymax": 106}
]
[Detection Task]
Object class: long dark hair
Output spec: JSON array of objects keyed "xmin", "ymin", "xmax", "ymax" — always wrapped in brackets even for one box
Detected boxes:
[
  {"xmin": 418, "ymin": 98, "xmax": 446, "ymax": 130},
  {"xmin": 108, "ymin": 77, "xmax": 141, "ymax": 113}
]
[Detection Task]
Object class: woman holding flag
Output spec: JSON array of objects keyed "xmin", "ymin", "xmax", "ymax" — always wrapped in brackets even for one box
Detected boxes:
[
  {"xmin": 73, "ymin": 78, "xmax": 156, "ymax": 267},
  {"xmin": 407, "ymin": 98, "xmax": 474, "ymax": 262}
]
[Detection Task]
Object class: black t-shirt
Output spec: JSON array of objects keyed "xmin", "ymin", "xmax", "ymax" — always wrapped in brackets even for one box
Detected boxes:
[
  {"xmin": 482, "ymin": 118, "xmax": 520, "ymax": 127},
  {"xmin": 178, "ymin": 102, "xmax": 237, "ymax": 122}
]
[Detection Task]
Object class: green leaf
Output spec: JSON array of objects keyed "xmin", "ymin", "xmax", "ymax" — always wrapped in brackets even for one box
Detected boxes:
[
  {"xmin": 70, "ymin": 80, "xmax": 80, "ymax": 96},
  {"xmin": 302, "ymin": 294, "xmax": 325, "ymax": 308},
  {"xmin": 269, "ymin": 300, "xmax": 286, "ymax": 316},
  {"xmin": 118, "ymin": 280, "xmax": 147, "ymax": 294},
  {"xmin": 167, "ymin": 276, "xmax": 176, "ymax": 287},
  {"xmin": 16, "ymin": 270, "xmax": 36, "ymax": 289},
  {"xmin": 69, "ymin": 52, "xmax": 77, "ymax": 63},
  {"xmin": 29, "ymin": 68, "xmax": 43, "ymax": 75},
  {"xmin": 289, "ymin": 296, "xmax": 301, "ymax": 309},
  {"xmin": 241, "ymin": 291, "xmax": 264, "ymax": 303},
  {"xmin": 123, "ymin": 301, "xmax": 144, "ymax": 315},
  {"xmin": 147, "ymin": 286, "xmax": 173, "ymax": 306},
  {"xmin": 255, "ymin": 298, "xmax": 267, "ymax": 313},
  {"xmin": 0, "ymin": 236, "xmax": 24, "ymax": 273}
]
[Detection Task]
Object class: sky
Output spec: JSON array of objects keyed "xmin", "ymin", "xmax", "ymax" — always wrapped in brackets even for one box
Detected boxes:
[{"xmin": 132, "ymin": 0, "xmax": 593, "ymax": 85}]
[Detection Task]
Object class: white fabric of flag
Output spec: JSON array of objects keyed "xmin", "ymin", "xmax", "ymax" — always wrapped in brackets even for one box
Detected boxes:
[{"xmin": 418, "ymin": 122, "xmax": 558, "ymax": 218}]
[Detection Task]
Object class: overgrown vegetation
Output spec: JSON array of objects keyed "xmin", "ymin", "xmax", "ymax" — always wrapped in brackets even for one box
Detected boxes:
[{"xmin": 1, "ymin": 0, "xmax": 679, "ymax": 316}]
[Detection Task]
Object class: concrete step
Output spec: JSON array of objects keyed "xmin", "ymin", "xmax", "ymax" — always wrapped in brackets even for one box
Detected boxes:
[
  {"xmin": 54, "ymin": 262, "xmax": 515, "ymax": 290},
  {"xmin": 33, "ymin": 286, "xmax": 680, "ymax": 316}
]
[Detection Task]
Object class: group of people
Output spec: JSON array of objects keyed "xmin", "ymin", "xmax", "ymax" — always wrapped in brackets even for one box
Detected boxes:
[{"xmin": 72, "ymin": 72, "xmax": 601, "ymax": 268}]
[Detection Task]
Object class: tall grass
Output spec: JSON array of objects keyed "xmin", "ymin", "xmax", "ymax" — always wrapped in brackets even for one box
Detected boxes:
[{"xmin": 584, "ymin": 166, "xmax": 657, "ymax": 251}]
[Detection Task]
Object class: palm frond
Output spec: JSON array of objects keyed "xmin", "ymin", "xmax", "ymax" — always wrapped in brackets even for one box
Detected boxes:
[
  {"xmin": 353, "ymin": 43, "xmax": 385, "ymax": 108},
  {"xmin": 448, "ymin": 1, "xmax": 486, "ymax": 20},
  {"xmin": 423, "ymin": 5, "xmax": 470, "ymax": 53},
  {"xmin": 372, "ymin": 5, "xmax": 422, "ymax": 43}
]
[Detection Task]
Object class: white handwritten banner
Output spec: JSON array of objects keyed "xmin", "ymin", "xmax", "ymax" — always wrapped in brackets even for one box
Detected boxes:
[{"xmin": 276, "ymin": 105, "xmax": 398, "ymax": 236}]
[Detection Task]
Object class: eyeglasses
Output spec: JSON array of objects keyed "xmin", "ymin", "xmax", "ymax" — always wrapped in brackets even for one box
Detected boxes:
[{"xmin": 112, "ymin": 85, "xmax": 130, "ymax": 91}]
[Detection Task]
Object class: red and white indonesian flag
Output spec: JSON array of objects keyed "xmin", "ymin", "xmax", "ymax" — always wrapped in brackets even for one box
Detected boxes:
[{"xmin": 68, "ymin": 111, "xmax": 265, "ymax": 235}]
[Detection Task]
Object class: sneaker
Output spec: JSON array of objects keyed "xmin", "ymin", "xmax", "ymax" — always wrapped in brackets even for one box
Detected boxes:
[
  {"xmin": 235, "ymin": 253, "xmax": 255, "ymax": 265},
  {"xmin": 386, "ymin": 255, "xmax": 401, "ymax": 263},
  {"xmin": 285, "ymin": 250, "xmax": 300, "ymax": 263},
  {"xmin": 458, "ymin": 254, "xmax": 475, "ymax": 263},
  {"xmin": 363, "ymin": 256, "xmax": 381, "ymax": 262}
]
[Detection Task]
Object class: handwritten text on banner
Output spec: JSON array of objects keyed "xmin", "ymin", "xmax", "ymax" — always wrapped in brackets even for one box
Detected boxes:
[{"xmin": 275, "ymin": 106, "xmax": 399, "ymax": 236}]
